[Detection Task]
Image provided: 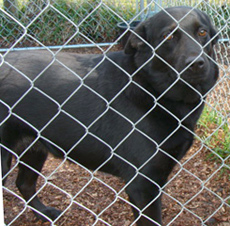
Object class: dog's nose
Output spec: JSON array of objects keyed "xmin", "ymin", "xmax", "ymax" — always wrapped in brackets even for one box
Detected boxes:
[{"xmin": 185, "ymin": 56, "xmax": 205, "ymax": 72}]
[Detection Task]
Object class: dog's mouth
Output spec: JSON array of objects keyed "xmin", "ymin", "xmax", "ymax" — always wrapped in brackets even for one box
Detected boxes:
[
  {"xmin": 175, "ymin": 60, "xmax": 210, "ymax": 85},
  {"xmin": 171, "ymin": 54, "xmax": 210, "ymax": 85},
  {"xmin": 180, "ymin": 72, "xmax": 208, "ymax": 85},
  {"xmin": 167, "ymin": 68, "xmax": 208, "ymax": 86}
]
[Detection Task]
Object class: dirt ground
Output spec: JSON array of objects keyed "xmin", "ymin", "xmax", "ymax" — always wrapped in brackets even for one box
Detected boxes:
[{"xmin": 2, "ymin": 44, "xmax": 230, "ymax": 226}]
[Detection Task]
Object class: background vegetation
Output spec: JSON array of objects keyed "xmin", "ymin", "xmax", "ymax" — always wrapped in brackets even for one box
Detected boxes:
[
  {"xmin": 1, "ymin": 0, "xmax": 230, "ymax": 48},
  {"xmin": 0, "ymin": 0, "xmax": 136, "ymax": 48},
  {"xmin": 198, "ymin": 105, "xmax": 230, "ymax": 167}
]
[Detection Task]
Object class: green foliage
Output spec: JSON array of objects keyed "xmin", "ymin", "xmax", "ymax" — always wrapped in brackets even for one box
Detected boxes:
[
  {"xmin": 197, "ymin": 106, "xmax": 230, "ymax": 162},
  {"xmin": 0, "ymin": 0, "xmax": 136, "ymax": 47},
  {"xmin": 1, "ymin": 1, "xmax": 230, "ymax": 48}
]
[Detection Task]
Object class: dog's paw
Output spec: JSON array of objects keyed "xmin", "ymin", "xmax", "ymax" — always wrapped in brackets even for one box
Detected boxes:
[{"xmin": 34, "ymin": 207, "xmax": 62, "ymax": 221}]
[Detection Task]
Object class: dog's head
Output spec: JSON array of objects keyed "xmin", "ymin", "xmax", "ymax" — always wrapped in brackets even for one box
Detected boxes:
[{"xmin": 125, "ymin": 6, "xmax": 219, "ymax": 103}]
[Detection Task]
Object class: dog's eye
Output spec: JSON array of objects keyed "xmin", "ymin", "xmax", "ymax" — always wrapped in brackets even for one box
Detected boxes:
[
  {"xmin": 198, "ymin": 29, "xmax": 207, "ymax": 37},
  {"xmin": 163, "ymin": 33, "xmax": 174, "ymax": 41}
]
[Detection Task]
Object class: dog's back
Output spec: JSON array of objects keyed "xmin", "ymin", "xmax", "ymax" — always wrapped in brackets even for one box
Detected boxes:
[{"xmin": 0, "ymin": 50, "xmax": 140, "ymax": 172}]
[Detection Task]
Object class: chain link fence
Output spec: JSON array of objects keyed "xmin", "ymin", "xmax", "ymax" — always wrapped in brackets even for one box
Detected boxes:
[
  {"xmin": 1, "ymin": 0, "xmax": 230, "ymax": 226},
  {"xmin": 1, "ymin": 0, "xmax": 230, "ymax": 49}
]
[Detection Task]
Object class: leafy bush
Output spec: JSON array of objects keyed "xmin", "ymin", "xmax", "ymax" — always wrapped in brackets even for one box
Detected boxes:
[{"xmin": 0, "ymin": 0, "xmax": 136, "ymax": 48}]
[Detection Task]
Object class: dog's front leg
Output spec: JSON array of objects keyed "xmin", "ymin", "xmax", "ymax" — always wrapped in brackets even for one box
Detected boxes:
[{"xmin": 125, "ymin": 174, "xmax": 163, "ymax": 226}]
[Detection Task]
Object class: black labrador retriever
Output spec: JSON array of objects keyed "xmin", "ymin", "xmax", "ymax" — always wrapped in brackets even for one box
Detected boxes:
[{"xmin": 0, "ymin": 6, "xmax": 219, "ymax": 225}]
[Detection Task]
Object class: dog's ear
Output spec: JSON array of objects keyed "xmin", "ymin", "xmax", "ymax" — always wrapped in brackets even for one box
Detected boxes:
[
  {"xmin": 124, "ymin": 23, "xmax": 147, "ymax": 55},
  {"xmin": 210, "ymin": 26, "xmax": 219, "ymax": 45},
  {"xmin": 203, "ymin": 13, "xmax": 219, "ymax": 45}
]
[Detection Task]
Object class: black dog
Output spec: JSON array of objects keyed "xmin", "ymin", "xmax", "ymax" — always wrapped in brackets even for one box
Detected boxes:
[{"xmin": 1, "ymin": 6, "xmax": 219, "ymax": 225}]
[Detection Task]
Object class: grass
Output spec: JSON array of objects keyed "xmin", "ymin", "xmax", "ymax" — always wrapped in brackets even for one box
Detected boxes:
[{"xmin": 197, "ymin": 105, "xmax": 230, "ymax": 164}]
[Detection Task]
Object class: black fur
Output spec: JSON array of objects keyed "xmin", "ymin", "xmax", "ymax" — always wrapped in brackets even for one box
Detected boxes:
[{"xmin": 1, "ymin": 6, "xmax": 219, "ymax": 225}]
